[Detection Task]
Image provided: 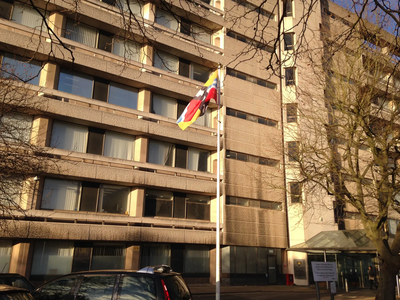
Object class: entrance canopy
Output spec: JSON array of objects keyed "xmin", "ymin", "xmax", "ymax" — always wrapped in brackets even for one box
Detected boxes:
[{"xmin": 287, "ymin": 230, "xmax": 377, "ymax": 253}]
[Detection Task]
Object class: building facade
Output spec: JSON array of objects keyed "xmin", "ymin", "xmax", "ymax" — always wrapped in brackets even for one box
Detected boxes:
[
  {"xmin": 0, "ymin": 0, "xmax": 287, "ymax": 286},
  {"xmin": 1, "ymin": 0, "xmax": 397, "ymax": 287}
]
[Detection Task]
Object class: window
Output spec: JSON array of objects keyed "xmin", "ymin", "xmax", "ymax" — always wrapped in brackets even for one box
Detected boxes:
[
  {"xmin": 148, "ymin": 140, "xmax": 210, "ymax": 172},
  {"xmin": 50, "ymin": 121, "xmax": 135, "ymax": 160},
  {"xmin": 31, "ymin": 241, "xmax": 74, "ymax": 276},
  {"xmin": 184, "ymin": 245, "xmax": 210, "ymax": 273},
  {"xmin": 227, "ymin": 68, "xmax": 276, "ymax": 90},
  {"xmin": 90, "ymin": 245, "xmax": 126, "ymax": 270},
  {"xmin": 0, "ymin": 178, "xmax": 24, "ymax": 207},
  {"xmin": 112, "ymin": 39, "xmax": 141, "ymax": 62},
  {"xmin": 144, "ymin": 189, "xmax": 210, "ymax": 220},
  {"xmin": 287, "ymin": 141, "xmax": 299, "ymax": 161},
  {"xmin": 286, "ymin": 103, "xmax": 297, "ymax": 123},
  {"xmin": 0, "ymin": 113, "xmax": 33, "ymax": 143},
  {"xmin": 226, "ymin": 31, "xmax": 274, "ymax": 53},
  {"xmin": 0, "ymin": 240, "xmax": 12, "ymax": 273},
  {"xmin": 58, "ymin": 70, "xmax": 138, "ymax": 109},
  {"xmin": 116, "ymin": 0, "xmax": 143, "ymax": 15},
  {"xmin": 285, "ymin": 67, "xmax": 295, "ymax": 85},
  {"xmin": 141, "ymin": 244, "xmax": 170, "ymax": 267},
  {"xmin": 155, "ymin": 10, "xmax": 179, "ymax": 31},
  {"xmin": 71, "ymin": 242, "xmax": 126, "ymax": 272},
  {"xmin": 1, "ymin": 54, "xmax": 42, "ymax": 85},
  {"xmin": 2, "ymin": 2, "xmax": 49, "ymax": 30},
  {"xmin": 41, "ymin": 178, "xmax": 130, "ymax": 214},
  {"xmin": 154, "ymin": 51, "xmax": 211, "ymax": 83},
  {"xmin": 226, "ymin": 108, "xmax": 278, "ymax": 127},
  {"xmin": 289, "ymin": 182, "xmax": 302, "ymax": 203},
  {"xmin": 226, "ymin": 150, "xmax": 279, "ymax": 167},
  {"xmin": 155, "ymin": 10, "xmax": 212, "ymax": 44},
  {"xmin": 65, "ymin": 19, "xmax": 141, "ymax": 61},
  {"xmin": 231, "ymin": 0, "xmax": 275, "ymax": 20},
  {"xmin": 283, "ymin": 0, "xmax": 293, "ymax": 17},
  {"xmin": 226, "ymin": 196, "xmax": 282, "ymax": 210},
  {"xmin": 284, "ymin": 33, "xmax": 294, "ymax": 51}
]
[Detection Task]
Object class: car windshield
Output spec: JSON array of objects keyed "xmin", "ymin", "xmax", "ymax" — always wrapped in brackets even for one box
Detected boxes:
[{"xmin": 163, "ymin": 276, "xmax": 191, "ymax": 300}]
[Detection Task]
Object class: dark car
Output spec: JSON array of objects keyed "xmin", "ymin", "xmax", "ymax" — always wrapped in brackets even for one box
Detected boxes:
[
  {"xmin": 0, "ymin": 274, "xmax": 35, "ymax": 292},
  {"xmin": 32, "ymin": 265, "xmax": 192, "ymax": 300},
  {"xmin": 0, "ymin": 284, "xmax": 34, "ymax": 300}
]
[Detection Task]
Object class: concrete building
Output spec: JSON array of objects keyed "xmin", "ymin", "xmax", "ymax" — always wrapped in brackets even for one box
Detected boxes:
[
  {"xmin": 0, "ymin": 0, "xmax": 397, "ymax": 288},
  {"xmin": 0, "ymin": 0, "xmax": 287, "ymax": 286}
]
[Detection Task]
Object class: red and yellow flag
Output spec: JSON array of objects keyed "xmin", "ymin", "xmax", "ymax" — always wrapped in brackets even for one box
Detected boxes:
[{"xmin": 177, "ymin": 71, "xmax": 218, "ymax": 130}]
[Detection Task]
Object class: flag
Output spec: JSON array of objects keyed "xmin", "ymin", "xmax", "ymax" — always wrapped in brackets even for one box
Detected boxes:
[{"xmin": 177, "ymin": 70, "xmax": 218, "ymax": 130}]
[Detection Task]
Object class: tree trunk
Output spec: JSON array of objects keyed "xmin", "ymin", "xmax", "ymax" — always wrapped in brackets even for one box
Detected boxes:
[{"xmin": 375, "ymin": 262, "xmax": 397, "ymax": 300}]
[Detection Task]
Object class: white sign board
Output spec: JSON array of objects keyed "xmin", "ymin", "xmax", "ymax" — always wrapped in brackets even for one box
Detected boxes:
[{"xmin": 311, "ymin": 262, "xmax": 338, "ymax": 282}]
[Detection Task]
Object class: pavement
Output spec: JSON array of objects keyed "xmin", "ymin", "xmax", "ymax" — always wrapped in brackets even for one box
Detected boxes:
[{"xmin": 188, "ymin": 284, "xmax": 380, "ymax": 300}]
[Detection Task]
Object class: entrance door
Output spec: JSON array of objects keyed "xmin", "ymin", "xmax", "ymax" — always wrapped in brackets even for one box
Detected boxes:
[{"xmin": 268, "ymin": 256, "xmax": 277, "ymax": 284}]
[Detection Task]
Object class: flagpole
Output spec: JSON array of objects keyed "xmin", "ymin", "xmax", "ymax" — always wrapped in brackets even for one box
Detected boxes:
[{"xmin": 216, "ymin": 65, "xmax": 221, "ymax": 300}]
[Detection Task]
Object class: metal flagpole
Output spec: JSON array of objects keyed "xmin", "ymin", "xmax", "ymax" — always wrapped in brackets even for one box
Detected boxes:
[{"xmin": 216, "ymin": 65, "xmax": 221, "ymax": 300}]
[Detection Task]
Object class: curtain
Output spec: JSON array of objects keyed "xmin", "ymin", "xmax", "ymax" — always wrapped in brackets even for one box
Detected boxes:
[
  {"xmin": 184, "ymin": 245, "xmax": 210, "ymax": 273},
  {"xmin": 112, "ymin": 39, "xmax": 141, "ymax": 62},
  {"xmin": 148, "ymin": 140, "xmax": 174, "ymax": 166},
  {"xmin": 154, "ymin": 51, "xmax": 179, "ymax": 74},
  {"xmin": 187, "ymin": 148, "xmax": 200, "ymax": 171},
  {"xmin": 103, "ymin": 131, "xmax": 135, "ymax": 160},
  {"xmin": 152, "ymin": 94, "xmax": 176, "ymax": 118},
  {"xmin": 91, "ymin": 245, "xmax": 126, "ymax": 270},
  {"xmin": 188, "ymin": 148, "xmax": 209, "ymax": 171},
  {"xmin": 11, "ymin": 4, "xmax": 46, "ymax": 30},
  {"xmin": 58, "ymin": 70, "xmax": 94, "ymax": 98},
  {"xmin": 41, "ymin": 178, "xmax": 80, "ymax": 211},
  {"xmin": 31, "ymin": 241, "xmax": 74, "ymax": 275},
  {"xmin": 108, "ymin": 82, "xmax": 138, "ymax": 109},
  {"xmin": 141, "ymin": 244, "xmax": 170, "ymax": 267},
  {"xmin": 155, "ymin": 10, "xmax": 178, "ymax": 30},
  {"xmin": 65, "ymin": 19, "xmax": 97, "ymax": 48},
  {"xmin": 192, "ymin": 24, "xmax": 211, "ymax": 44},
  {"xmin": 0, "ymin": 240, "xmax": 12, "ymax": 273},
  {"xmin": 116, "ymin": 0, "xmax": 142, "ymax": 15},
  {"xmin": 50, "ymin": 121, "xmax": 88, "ymax": 153}
]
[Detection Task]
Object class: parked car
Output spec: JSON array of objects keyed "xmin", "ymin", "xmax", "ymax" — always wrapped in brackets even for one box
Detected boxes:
[
  {"xmin": 0, "ymin": 284, "xmax": 34, "ymax": 300},
  {"xmin": 32, "ymin": 265, "xmax": 192, "ymax": 300},
  {"xmin": 0, "ymin": 274, "xmax": 35, "ymax": 292}
]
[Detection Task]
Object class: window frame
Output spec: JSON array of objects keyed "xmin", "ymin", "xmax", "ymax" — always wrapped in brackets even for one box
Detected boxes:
[
  {"xmin": 283, "ymin": 0, "xmax": 293, "ymax": 17},
  {"xmin": 285, "ymin": 67, "xmax": 296, "ymax": 86},
  {"xmin": 284, "ymin": 33, "xmax": 294, "ymax": 51},
  {"xmin": 286, "ymin": 103, "xmax": 298, "ymax": 123},
  {"xmin": 289, "ymin": 182, "xmax": 302, "ymax": 204},
  {"xmin": 287, "ymin": 141, "xmax": 299, "ymax": 162}
]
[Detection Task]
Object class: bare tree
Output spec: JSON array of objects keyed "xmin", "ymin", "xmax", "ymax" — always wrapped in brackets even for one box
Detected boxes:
[
  {"xmin": 290, "ymin": 11, "xmax": 400, "ymax": 298},
  {"xmin": 0, "ymin": 61, "xmax": 53, "ymax": 226}
]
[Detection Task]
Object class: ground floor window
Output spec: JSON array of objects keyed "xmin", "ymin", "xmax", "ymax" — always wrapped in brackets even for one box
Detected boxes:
[
  {"xmin": 0, "ymin": 240, "xmax": 12, "ymax": 273},
  {"xmin": 31, "ymin": 241, "xmax": 74, "ymax": 276},
  {"xmin": 30, "ymin": 241, "xmax": 126, "ymax": 280},
  {"xmin": 141, "ymin": 243, "xmax": 210, "ymax": 275},
  {"xmin": 222, "ymin": 246, "xmax": 283, "ymax": 285}
]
